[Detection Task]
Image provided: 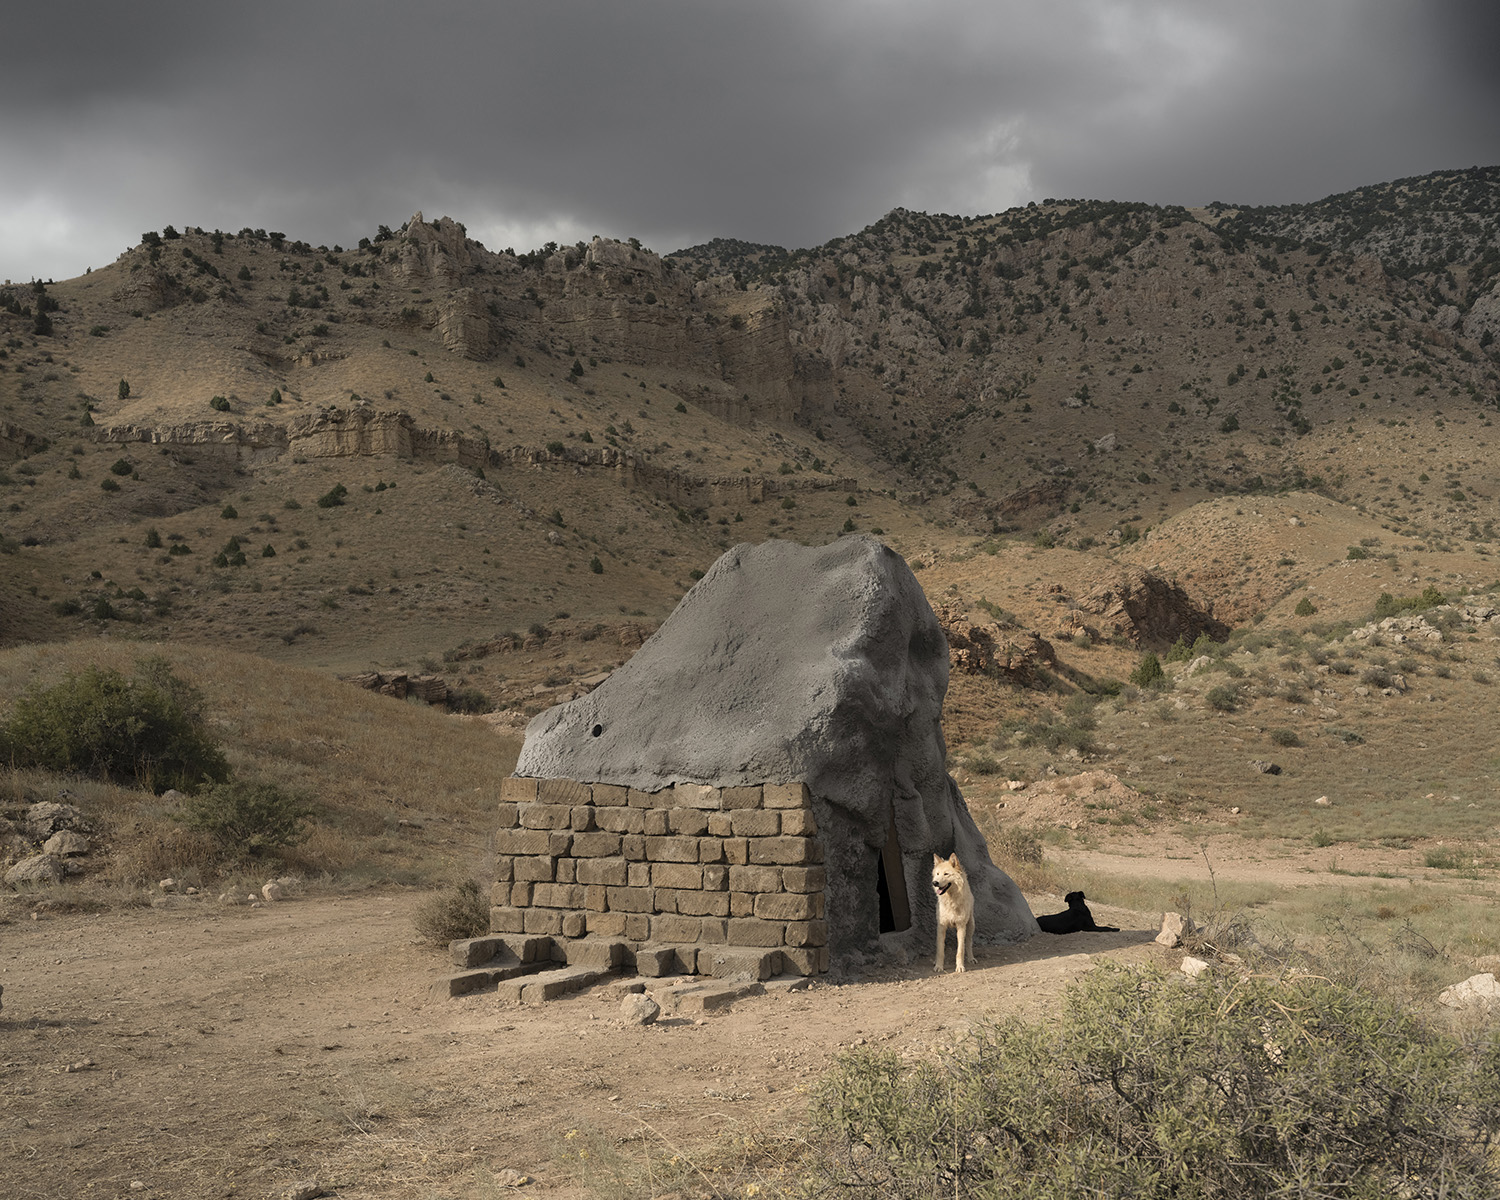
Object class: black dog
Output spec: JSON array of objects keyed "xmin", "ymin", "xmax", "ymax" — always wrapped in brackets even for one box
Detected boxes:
[{"xmin": 1036, "ymin": 891, "xmax": 1119, "ymax": 934}]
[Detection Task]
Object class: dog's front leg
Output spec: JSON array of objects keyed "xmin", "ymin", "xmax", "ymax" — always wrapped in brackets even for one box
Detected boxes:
[
  {"xmin": 934, "ymin": 921, "xmax": 946, "ymax": 973},
  {"xmin": 957, "ymin": 916, "xmax": 971, "ymax": 973}
]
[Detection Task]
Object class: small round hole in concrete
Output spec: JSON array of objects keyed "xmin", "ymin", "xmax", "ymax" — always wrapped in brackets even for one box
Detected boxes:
[{"xmin": 591, "ymin": 724, "xmax": 603, "ymax": 737}]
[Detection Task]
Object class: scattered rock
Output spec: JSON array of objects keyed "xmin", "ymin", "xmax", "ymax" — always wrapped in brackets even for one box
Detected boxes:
[
  {"xmin": 1438, "ymin": 973, "xmax": 1500, "ymax": 1011},
  {"xmin": 620, "ymin": 994, "xmax": 661, "ymax": 1026},
  {"xmin": 492, "ymin": 1168, "xmax": 533, "ymax": 1188},
  {"xmin": 5, "ymin": 854, "xmax": 64, "ymax": 886},
  {"xmin": 282, "ymin": 1182, "xmax": 326, "ymax": 1200},
  {"xmin": 1006, "ymin": 780, "xmax": 1026, "ymax": 791},
  {"xmin": 25, "ymin": 802, "xmax": 87, "ymax": 840},
  {"xmin": 1314, "ymin": 795, "xmax": 1331, "ymax": 806},
  {"xmin": 1156, "ymin": 911, "xmax": 1194, "ymax": 948},
  {"xmin": 159, "ymin": 878, "xmax": 178, "ymax": 893},
  {"xmin": 1250, "ymin": 761, "xmax": 1281, "ymax": 775},
  {"xmin": 262, "ymin": 881, "xmax": 285, "ymax": 902},
  {"xmin": 42, "ymin": 830, "xmax": 90, "ymax": 856},
  {"xmin": 1229, "ymin": 806, "xmax": 1241, "ymax": 815},
  {"xmin": 1180, "ymin": 956, "xmax": 1211, "ymax": 978}
]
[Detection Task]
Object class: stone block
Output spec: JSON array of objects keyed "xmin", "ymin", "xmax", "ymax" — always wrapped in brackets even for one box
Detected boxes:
[
  {"xmin": 727, "ymin": 917, "xmax": 785, "ymax": 947},
  {"xmin": 584, "ymin": 884, "xmax": 608, "ymax": 912},
  {"xmin": 730, "ymin": 892, "xmax": 754, "ymax": 917},
  {"xmin": 652, "ymin": 862, "xmax": 704, "ymax": 890},
  {"xmin": 644, "ymin": 809, "xmax": 670, "ymax": 836},
  {"xmin": 495, "ymin": 803, "xmax": 519, "ymax": 829},
  {"xmin": 653, "ymin": 914, "xmax": 703, "ymax": 942},
  {"xmin": 499, "ymin": 965, "xmax": 610, "ymax": 1005},
  {"xmin": 780, "ymin": 947, "xmax": 823, "ymax": 976},
  {"xmin": 721, "ymin": 786, "xmax": 764, "ymax": 810},
  {"xmin": 729, "ymin": 865, "xmax": 783, "ymax": 893},
  {"xmin": 492, "ymin": 859, "xmax": 514, "ymax": 886},
  {"xmin": 763, "ymin": 782, "xmax": 810, "ymax": 809},
  {"xmin": 561, "ymin": 912, "xmax": 587, "ymax": 939},
  {"xmin": 652, "ymin": 888, "xmax": 677, "ymax": 913},
  {"xmin": 490, "ymin": 905, "xmax": 523, "ymax": 933},
  {"xmin": 701, "ymin": 948, "xmax": 781, "ymax": 981},
  {"xmin": 672, "ymin": 784, "xmax": 722, "ymax": 810},
  {"xmin": 645, "ymin": 835, "xmax": 700, "ymax": 863},
  {"xmin": 490, "ymin": 880, "xmax": 511, "ymax": 905},
  {"xmin": 755, "ymin": 893, "xmax": 819, "ymax": 921},
  {"xmin": 570, "ymin": 806, "xmax": 596, "ymax": 832},
  {"xmin": 587, "ymin": 911, "xmax": 627, "ymax": 938},
  {"xmin": 533, "ymin": 883, "xmax": 586, "ymax": 909},
  {"xmin": 447, "ymin": 959, "xmax": 533, "ymax": 996},
  {"xmin": 781, "ymin": 865, "xmax": 826, "ymax": 893},
  {"xmin": 539, "ymin": 778, "xmax": 591, "ymax": 805},
  {"xmin": 622, "ymin": 834, "xmax": 647, "ymax": 861},
  {"xmin": 784, "ymin": 919, "xmax": 828, "ymax": 947},
  {"xmin": 627, "ymin": 862, "xmax": 651, "ymax": 887},
  {"xmin": 576, "ymin": 858, "xmax": 628, "ymax": 887},
  {"xmin": 524, "ymin": 908, "xmax": 564, "ymax": 936},
  {"xmin": 707, "ymin": 813, "xmax": 734, "ymax": 837},
  {"xmin": 500, "ymin": 776, "xmax": 538, "ymax": 803},
  {"xmin": 749, "ymin": 837, "xmax": 816, "ymax": 866},
  {"xmin": 625, "ymin": 913, "xmax": 651, "ymax": 941},
  {"xmin": 703, "ymin": 864, "xmax": 729, "ymax": 891},
  {"xmin": 628, "ymin": 787, "xmax": 673, "ymax": 809},
  {"xmin": 495, "ymin": 828, "xmax": 552, "ymax": 856},
  {"xmin": 571, "ymin": 831, "xmax": 623, "ymax": 858},
  {"xmin": 633, "ymin": 946, "xmax": 678, "ymax": 977},
  {"xmin": 513, "ymin": 856, "xmax": 555, "ymax": 883},
  {"xmin": 676, "ymin": 889, "xmax": 730, "ymax": 918},
  {"xmin": 724, "ymin": 838, "xmax": 749, "ymax": 865},
  {"xmin": 510, "ymin": 881, "xmax": 533, "ymax": 906},
  {"xmin": 555, "ymin": 858, "xmax": 576, "ymax": 884},
  {"xmin": 595, "ymin": 807, "xmax": 646, "ymax": 835},
  {"xmin": 671, "ymin": 978, "xmax": 765, "ymax": 1010},
  {"xmin": 565, "ymin": 938, "xmax": 626, "ymax": 969},
  {"xmin": 500, "ymin": 934, "xmax": 552, "ymax": 963},
  {"xmin": 730, "ymin": 810, "xmax": 779, "ymax": 837},
  {"xmin": 698, "ymin": 917, "xmax": 727, "ymax": 943},
  {"xmin": 669, "ymin": 808, "xmax": 710, "ymax": 836},
  {"xmin": 779, "ymin": 809, "xmax": 818, "ymax": 837},
  {"xmin": 519, "ymin": 803, "xmax": 573, "ymax": 830},
  {"xmin": 698, "ymin": 837, "xmax": 725, "ymax": 863},
  {"xmin": 548, "ymin": 831, "xmax": 575, "ymax": 857},
  {"xmin": 605, "ymin": 886, "xmax": 655, "ymax": 912},
  {"xmin": 590, "ymin": 783, "xmax": 628, "ymax": 806}
]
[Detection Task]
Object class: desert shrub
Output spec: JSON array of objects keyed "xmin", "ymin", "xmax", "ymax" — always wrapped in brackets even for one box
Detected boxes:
[
  {"xmin": 988, "ymin": 825, "xmax": 1043, "ymax": 866},
  {"xmin": 967, "ymin": 751, "xmax": 1001, "ymax": 775},
  {"xmin": 178, "ymin": 780, "xmax": 310, "ymax": 855},
  {"xmin": 413, "ymin": 879, "xmax": 490, "ymax": 943},
  {"xmin": 109, "ymin": 457, "xmax": 133, "ymax": 476},
  {"xmin": 815, "ymin": 964, "xmax": 1500, "ymax": 1199},
  {"xmin": 315, "ymin": 483, "xmax": 347, "ymax": 508},
  {"xmin": 447, "ymin": 686, "xmax": 491, "ymax": 714},
  {"xmin": 1294, "ymin": 596, "xmax": 1317, "ymax": 616},
  {"xmin": 1129, "ymin": 652, "xmax": 1164, "ymax": 688},
  {"xmin": 1, "ymin": 658, "xmax": 230, "ymax": 792},
  {"xmin": 1269, "ymin": 728, "xmax": 1301, "ymax": 747},
  {"xmin": 1373, "ymin": 585, "xmax": 1446, "ymax": 620},
  {"xmin": 1163, "ymin": 636, "xmax": 1192, "ymax": 663},
  {"xmin": 209, "ymin": 395, "xmax": 230, "ymax": 412},
  {"xmin": 1346, "ymin": 545, "xmax": 1370, "ymax": 560},
  {"xmin": 1205, "ymin": 683, "xmax": 1240, "ymax": 711}
]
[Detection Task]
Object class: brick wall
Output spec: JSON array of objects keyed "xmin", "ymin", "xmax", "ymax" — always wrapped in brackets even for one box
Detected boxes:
[{"xmin": 491, "ymin": 777, "xmax": 829, "ymax": 976}]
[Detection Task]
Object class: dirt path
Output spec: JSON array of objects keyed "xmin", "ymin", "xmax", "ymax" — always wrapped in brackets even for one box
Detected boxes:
[{"xmin": 0, "ymin": 889, "xmax": 1180, "ymax": 1200}]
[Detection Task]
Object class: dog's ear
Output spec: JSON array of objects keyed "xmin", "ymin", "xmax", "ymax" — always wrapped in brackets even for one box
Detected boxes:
[
  {"xmin": 948, "ymin": 853, "xmax": 961, "ymax": 868},
  {"xmin": 932, "ymin": 853, "xmax": 943, "ymax": 867}
]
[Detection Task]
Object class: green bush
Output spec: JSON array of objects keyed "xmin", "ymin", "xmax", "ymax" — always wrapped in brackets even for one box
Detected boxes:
[
  {"xmin": 1, "ymin": 658, "xmax": 230, "ymax": 792},
  {"xmin": 109, "ymin": 458, "xmax": 133, "ymax": 476},
  {"xmin": 1129, "ymin": 652, "xmax": 1164, "ymax": 688},
  {"xmin": 178, "ymin": 780, "xmax": 310, "ymax": 855},
  {"xmin": 1294, "ymin": 596, "xmax": 1317, "ymax": 616},
  {"xmin": 315, "ymin": 483, "xmax": 347, "ymax": 508},
  {"xmin": 1206, "ymin": 683, "xmax": 1240, "ymax": 711},
  {"xmin": 815, "ymin": 964, "xmax": 1500, "ymax": 1199},
  {"xmin": 413, "ymin": 879, "xmax": 490, "ymax": 943},
  {"xmin": 447, "ymin": 686, "xmax": 491, "ymax": 714},
  {"xmin": 1163, "ymin": 636, "xmax": 1192, "ymax": 663},
  {"xmin": 1373, "ymin": 586, "xmax": 1446, "ymax": 620},
  {"xmin": 1269, "ymin": 728, "xmax": 1301, "ymax": 747}
]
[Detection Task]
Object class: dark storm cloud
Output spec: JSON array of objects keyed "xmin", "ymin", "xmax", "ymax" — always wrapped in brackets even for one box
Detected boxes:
[{"xmin": 3, "ymin": 1, "xmax": 1497, "ymax": 281}]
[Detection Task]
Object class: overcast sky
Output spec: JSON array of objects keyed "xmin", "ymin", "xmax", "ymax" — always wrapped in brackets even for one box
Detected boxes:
[{"xmin": 3, "ymin": 0, "xmax": 1497, "ymax": 282}]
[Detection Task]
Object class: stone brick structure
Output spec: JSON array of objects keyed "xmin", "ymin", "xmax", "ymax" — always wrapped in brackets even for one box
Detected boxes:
[{"xmin": 490, "ymin": 776, "xmax": 830, "ymax": 977}]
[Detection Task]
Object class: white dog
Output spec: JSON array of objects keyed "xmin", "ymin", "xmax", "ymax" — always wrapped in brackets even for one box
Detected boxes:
[{"xmin": 932, "ymin": 852, "xmax": 975, "ymax": 973}]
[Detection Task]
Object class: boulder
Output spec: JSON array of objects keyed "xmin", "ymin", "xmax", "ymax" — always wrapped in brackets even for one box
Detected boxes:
[
  {"xmin": 619, "ymin": 993, "xmax": 661, "ymax": 1025},
  {"xmin": 5, "ymin": 854, "xmax": 64, "ymax": 886},
  {"xmin": 1438, "ymin": 973, "xmax": 1500, "ymax": 1011},
  {"xmin": 43, "ymin": 830, "xmax": 90, "ymax": 856},
  {"xmin": 515, "ymin": 536, "xmax": 1038, "ymax": 963},
  {"xmin": 1156, "ymin": 911, "xmax": 1194, "ymax": 948},
  {"xmin": 26, "ymin": 802, "xmax": 87, "ymax": 839},
  {"xmin": 1180, "ymin": 956, "xmax": 1211, "ymax": 978}
]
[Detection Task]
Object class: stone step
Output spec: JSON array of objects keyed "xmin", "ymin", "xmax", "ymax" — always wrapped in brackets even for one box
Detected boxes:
[
  {"xmin": 447, "ymin": 959, "xmax": 542, "ymax": 997},
  {"xmin": 498, "ymin": 964, "xmax": 615, "ymax": 1005}
]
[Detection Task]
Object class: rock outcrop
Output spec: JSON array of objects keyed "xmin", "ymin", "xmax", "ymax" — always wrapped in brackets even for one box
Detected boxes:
[
  {"xmin": 515, "ymin": 535, "xmax": 1038, "ymax": 963},
  {"xmin": 935, "ymin": 604, "xmax": 1058, "ymax": 686},
  {"xmin": 1075, "ymin": 566, "xmax": 1227, "ymax": 648}
]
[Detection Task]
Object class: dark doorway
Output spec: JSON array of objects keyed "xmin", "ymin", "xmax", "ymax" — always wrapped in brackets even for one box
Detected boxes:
[{"xmin": 875, "ymin": 807, "xmax": 911, "ymax": 933}]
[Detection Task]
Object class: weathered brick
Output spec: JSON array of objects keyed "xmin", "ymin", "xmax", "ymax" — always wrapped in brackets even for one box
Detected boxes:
[
  {"xmin": 555, "ymin": 858, "xmax": 576, "ymax": 884},
  {"xmin": 645, "ymin": 835, "xmax": 700, "ymax": 863},
  {"xmin": 672, "ymin": 783, "xmax": 722, "ymax": 810},
  {"xmin": 627, "ymin": 862, "xmax": 651, "ymax": 887},
  {"xmin": 605, "ymin": 886, "xmax": 655, "ymax": 913},
  {"xmin": 561, "ymin": 912, "xmax": 587, "ymax": 939},
  {"xmin": 749, "ymin": 836, "xmax": 816, "ymax": 865},
  {"xmin": 754, "ymin": 892, "xmax": 819, "ymax": 920},
  {"xmin": 490, "ymin": 879, "xmax": 511, "ymax": 905},
  {"xmin": 625, "ymin": 913, "xmax": 651, "ymax": 941},
  {"xmin": 729, "ymin": 864, "xmax": 783, "ymax": 893},
  {"xmin": 548, "ymin": 831, "xmax": 574, "ymax": 857},
  {"xmin": 724, "ymin": 837, "xmax": 749, "ymax": 865},
  {"xmin": 587, "ymin": 911, "xmax": 627, "ymax": 938},
  {"xmin": 584, "ymin": 884, "xmax": 608, "ymax": 912},
  {"xmin": 698, "ymin": 837, "xmax": 725, "ymax": 864},
  {"xmin": 703, "ymin": 864, "xmax": 729, "ymax": 892},
  {"xmin": 675, "ymin": 890, "xmax": 730, "ymax": 918},
  {"xmin": 652, "ymin": 914, "xmax": 702, "ymax": 942},
  {"xmin": 500, "ymin": 934, "xmax": 552, "ymax": 964},
  {"xmin": 533, "ymin": 882, "xmax": 586, "ymax": 909},
  {"xmin": 781, "ymin": 865, "xmax": 827, "ymax": 893},
  {"xmin": 510, "ymin": 881, "xmax": 532, "ymax": 906},
  {"xmin": 576, "ymin": 858, "xmax": 628, "ymax": 887},
  {"xmin": 730, "ymin": 810, "xmax": 780, "ymax": 837},
  {"xmin": 494, "ymin": 803, "xmax": 519, "ymax": 829},
  {"xmin": 570, "ymin": 806, "xmax": 596, "ymax": 832},
  {"xmin": 701, "ymin": 947, "xmax": 780, "ymax": 980},
  {"xmin": 669, "ymin": 808, "xmax": 710, "ymax": 836},
  {"xmin": 628, "ymin": 787, "xmax": 672, "ymax": 809},
  {"xmin": 652, "ymin": 862, "xmax": 704, "ymax": 889},
  {"xmin": 652, "ymin": 888, "xmax": 677, "ymax": 913},
  {"xmin": 784, "ymin": 919, "xmax": 828, "ymax": 947},
  {"xmin": 780, "ymin": 947, "xmax": 822, "ymax": 976},
  {"xmin": 594, "ymin": 807, "xmax": 645, "ymax": 835},
  {"xmin": 500, "ymin": 776, "xmax": 538, "ymax": 803},
  {"xmin": 539, "ymin": 778, "xmax": 591, "ymax": 805},
  {"xmin": 622, "ymin": 834, "xmax": 647, "ymax": 861},
  {"xmin": 590, "ymin": 783, "xmax": 628, "ymax": 806},
  {"xmin": 633, "ymin": 946, "xmax": 678, "ymax": 977},
  {"xmin": 721, "ymin": 785, "xmax": 764, "ymax": 810},
  {"xmin": 779, "ymin": 809, "xmax": 818, "ymax": 837},
  {"xmin": 727, "ymin": 917, "xmax": 786, "ymax": 947},
  {"xmin": 730, "ymin": 892, "xmax": 754, "ymax": 917},
  {"xmin": 495, "ymin": 828, "xmax": 552, "ymax": 856},
  {"xmin": 707, "ymin": 812, "xmax": 734, "ymax": 837},
  {"xmin": 513, "ymin": 856, "xmax": 555, "ymax": 883},
  {"xmin": 564, "ymin": 937, "xmax": 626, "ymax": 969},
  {"xmin": 763, "ymin": 782, "xmax": 811, "ymax": 809},
  {"xmin": 699, "ymin": 917, "xmax": 727, "ymax": 943},
  {"xmin": 523, "ymin": 908, "xmax": 564, "ymax": 936},
  {"xmin": 519, "ymin": 803, "xmax": 573, "ymax": 830},
  {"xmin": 571, "ymin": 831, "xmax": 622, "ymax": 858},
  {"xmin": 493, "ymin": 857, "xmax": 514, "ymax": 885},
  {"xmin": 643, "ymin": 809, "xmax": 670, "ymax": 836},
  {"xmin": 490, "ymin": 905, "xmax": 524, "ymax": 933}
]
